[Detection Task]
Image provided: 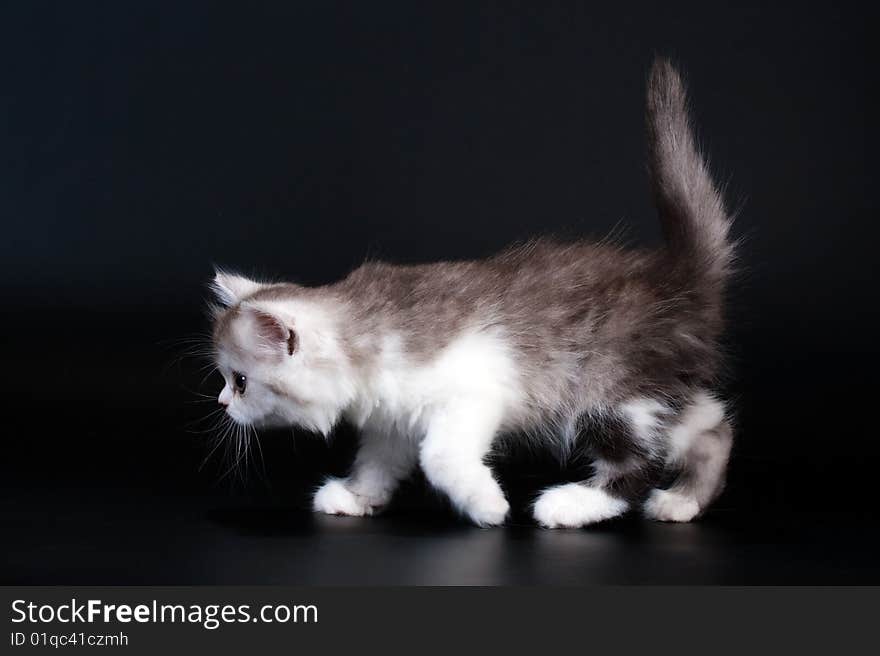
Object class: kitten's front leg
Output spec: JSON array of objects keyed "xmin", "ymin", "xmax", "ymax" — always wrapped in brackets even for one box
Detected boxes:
[
  {"xmin": 419, "ymin": 401, "xmax": 509, "ymax": 527},
  {"xmin": 313, "ymin": 424, "xmax": 416, "ymax": 517}
]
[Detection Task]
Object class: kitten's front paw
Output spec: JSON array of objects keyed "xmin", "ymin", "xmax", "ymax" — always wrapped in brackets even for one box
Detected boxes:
[
  {"xmin": 463, "ymin": 486, "xmax": 510, "ymax": 527},
  {"xmin": 313, "ymin": 478, "xmax": 377, "ymax": 517},
  {"xmin": 643, "ymin": 489, "xmax": 700, "ymax": 522}
]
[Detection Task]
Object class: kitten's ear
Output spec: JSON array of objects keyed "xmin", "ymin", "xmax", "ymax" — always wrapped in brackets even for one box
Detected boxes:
[
  {"xmin": 244, "ymin": 306, "xmax": 298, "ymax": 357},
  {"xmin": 211, "ymin": 269, "xmax": 264, "ymax": 306}
]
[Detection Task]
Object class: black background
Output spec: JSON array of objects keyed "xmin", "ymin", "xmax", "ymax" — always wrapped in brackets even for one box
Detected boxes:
[{"xmin": 2, "ymin": 1, "xmax": 878, "ymax": 584}]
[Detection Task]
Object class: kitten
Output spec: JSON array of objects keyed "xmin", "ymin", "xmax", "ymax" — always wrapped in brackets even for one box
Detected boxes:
[{"xmin": 209, "ymin": 58, "xmax": 734, "ymax": 527}]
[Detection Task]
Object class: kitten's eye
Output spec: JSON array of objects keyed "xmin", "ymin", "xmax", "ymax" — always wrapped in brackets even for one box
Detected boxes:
[{"xmin": 232, "ymin": 372, "xmax": 247, "ymax": 395}]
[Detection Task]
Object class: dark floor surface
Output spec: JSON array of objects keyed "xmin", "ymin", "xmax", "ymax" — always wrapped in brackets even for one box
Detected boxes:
[
  {"xmin": 4, "ymin": 475, "xmax": 879, "ymax": 585},
  {"xmin": 3, "ymin": 314, "xmax": 879, "ymax": 585},
  {"xmin": 3, "ymin": 407, "xmax": 878, "ymax": 585}
]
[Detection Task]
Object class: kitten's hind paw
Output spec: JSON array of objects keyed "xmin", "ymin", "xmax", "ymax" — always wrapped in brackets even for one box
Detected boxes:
[
  {"xmin": 533, "ymin": 483, "xmax": 628, "ymax": 528},
  {"xmin": 313, "ymin": 478, "xmax": 379, "ymax": 517}
]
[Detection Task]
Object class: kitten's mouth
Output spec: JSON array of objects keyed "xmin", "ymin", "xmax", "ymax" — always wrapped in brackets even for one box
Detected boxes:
[
  {"xmin": 225, "ymin": 409, "xmax": 246, "ymax": 425},
  {"xmin": 258, "ymin": 414, "xmax": 291, "ymax": 429}
]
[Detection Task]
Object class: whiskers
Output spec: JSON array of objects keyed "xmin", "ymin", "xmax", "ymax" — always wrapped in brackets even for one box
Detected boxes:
[
  {"xmin": 161, "ymin": 331, "xmax": 222, "ymax": 401},
  {"xmin": 198, "ymin": 412, "xmax": 267, "ymax": 485},
  {"xmin": 161, "ymin": 332, "xmax": 217, "ymax": 372},
  {"xmin": 167, "ymin": 331, "xmax": 267, "ymax": 486}
]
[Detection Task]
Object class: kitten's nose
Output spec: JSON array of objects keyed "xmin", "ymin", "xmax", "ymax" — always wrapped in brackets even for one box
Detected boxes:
[{"xmin": 218, "ymin": 385, "xmax": 233, "ymax": 407}]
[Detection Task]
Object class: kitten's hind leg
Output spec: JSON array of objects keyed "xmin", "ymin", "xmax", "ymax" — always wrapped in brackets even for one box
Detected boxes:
[
  {"xmin": 533, "ymin": 399, "xmax": 669, "ymax": 528},
  {"xmin": 644, "ymin": 392, "xmax": 732, "ymax": 522},
  {"xmin": 533, "ymin": 482, "xmax": 629, "ymax": 528},
  {"xmin": 313, "ymin": 421, "xmax": 417, "ymax": 517}
]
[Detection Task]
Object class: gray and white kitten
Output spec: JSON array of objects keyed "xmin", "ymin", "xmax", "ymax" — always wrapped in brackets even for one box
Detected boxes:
[{"xmin": 210, "ymin": 59, "xmax": 734, "ymax": 527}]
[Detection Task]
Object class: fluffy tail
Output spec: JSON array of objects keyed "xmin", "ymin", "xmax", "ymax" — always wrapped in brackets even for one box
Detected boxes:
[{"xmin": 646, "ymin": 58, "xmax": 733, "ymax": 287}]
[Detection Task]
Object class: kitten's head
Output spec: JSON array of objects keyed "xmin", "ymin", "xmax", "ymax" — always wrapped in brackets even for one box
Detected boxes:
[{"xmin": 209, "ymin": 270, "xmax": 355, "ymax": 435}]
